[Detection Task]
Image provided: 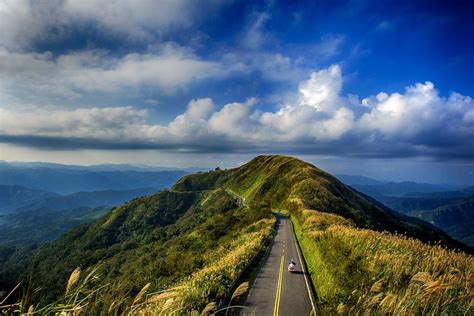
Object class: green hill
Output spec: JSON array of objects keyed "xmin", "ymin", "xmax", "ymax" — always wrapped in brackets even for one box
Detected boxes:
[
  {"xmin": 1, "ymin": 155, "xmax": 471, "ymax": 314},
  {"xmin": 1, "ymin": 186, "xmax": 274, "ymax": 312},
  {"xmin": 174, "ymin": 155, "xmax": 464, "ymax": 248}
]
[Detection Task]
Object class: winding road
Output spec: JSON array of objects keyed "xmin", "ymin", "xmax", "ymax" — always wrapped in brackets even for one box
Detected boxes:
[{"xmin": 245, "ymin": 213, "xmax": 315, "ymax": 316}]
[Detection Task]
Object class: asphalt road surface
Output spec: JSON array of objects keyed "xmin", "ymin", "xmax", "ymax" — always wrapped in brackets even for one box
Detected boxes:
[{"xmin": 245, "ymin": 213, "xmax": 315, "ymax": 316}]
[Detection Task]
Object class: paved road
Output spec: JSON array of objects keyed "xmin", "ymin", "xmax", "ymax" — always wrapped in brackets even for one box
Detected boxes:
[{"xmin": 245, "ymin": 213, "xmax": 315, "ymax": 316}]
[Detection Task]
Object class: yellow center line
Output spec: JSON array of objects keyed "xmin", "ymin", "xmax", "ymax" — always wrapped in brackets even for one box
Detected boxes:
[{"xmin": 273, "ymin": 255, "xmax": 284, "ymax": 316}]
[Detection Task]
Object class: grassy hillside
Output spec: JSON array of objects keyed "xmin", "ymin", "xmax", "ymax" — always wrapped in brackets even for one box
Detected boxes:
[
  {"xmin": 174, "ymin": 155, "xmax": 464, "ymax": 248},
  {"xmin": 291, "ymin": 209, "xmax": 473, "ymax": 314},
  {"xmin": 174, "ymin": 155, "xmax": 472, "ymax": 313},
  {"xmin": 1, "ymin": 155, "xmax": 471, "ymax": 314},
  {"xmin": 0, "ymin": 188, "xmax": 157, "ymax": 246},
  {"xmin": 1, "ymin": 186, "xmax": 274, "ymax": 313}
]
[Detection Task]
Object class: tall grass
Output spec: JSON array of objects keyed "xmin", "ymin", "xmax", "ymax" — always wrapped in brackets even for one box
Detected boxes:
[
  {"xmin": 0, "ymin": 218, "xmax": 275, "ymax": 315},
  {"xmin": 292, "ymin": 209, "xmax": 473, "ymax": 314},
  {"xmin": 136, "ymin": 217, "xmax": 274, "ymax": 314}
]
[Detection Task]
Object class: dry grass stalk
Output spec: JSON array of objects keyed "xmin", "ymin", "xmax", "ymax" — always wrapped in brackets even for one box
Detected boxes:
[
  {"xmin": 230, "ymin": 282, "xmax": 249, "ymax": 302},
  {"xmin": 201, "ymin": 302, "xmax": 217, "ymax": 315},
  {"xmin": 160, "ymin": 297, "xmax": 177, "ymax": 313},
  {"xmin": 369, "ymin": 293, "xmax": 384, "ymax": 306},
  {"xmin": 379, "ymin": 293, "xmax": 398, "ymax": 310},
  {"xmin": 370, "ymin": 280, "xmax": 383, "ymax": 293},
  {"xmin": 132, "ymin": 283, "xmax": 151, "ymax": 306},
  {"xmin": 410, "ymin": 271, "xmax": 433, "ymax": 285},
  {"xmin": 225, "ymin": 282, "xmax": 249, "ymax": 316},
  {"xmin": 0, "ymin": 283, "xmax": 20, "ymax": 305},
  {"xmin": 336, "ymin": 303, "xmax": 346, "ymax": 314},
  {"xmin": 66, "ymin": 267, "xmax": 81, "ymax": 295}
]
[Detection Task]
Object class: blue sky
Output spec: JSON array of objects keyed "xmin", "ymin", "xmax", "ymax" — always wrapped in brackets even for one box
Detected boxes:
[{"xmin": 0, "ymin": 0, "xmax": 473, "ymax": 184}]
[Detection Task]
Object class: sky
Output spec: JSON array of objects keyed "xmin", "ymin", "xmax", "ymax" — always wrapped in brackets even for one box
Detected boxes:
[{"xmin": 0, "ymin": 0, "xmax": 473, "ymax": 184}]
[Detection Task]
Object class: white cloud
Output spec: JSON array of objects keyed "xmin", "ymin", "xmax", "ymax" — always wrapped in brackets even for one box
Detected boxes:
[
  {"xmin": 208, "ymin": 98, "xmax": 259, "ymax": 139},
  {"xmin": 1, "ymin": 65, "xmax": 473, "ymax": 159},
  {"xmin": 66, "ymin": 46, "xmax": 225, "ymax": 93},
  {"xmin": 62, "ymin": 0, "xmax": 193, "ymax": 39},
  {"xmin": 0, "ymin": 106, "xmax": 146, "ymax": 139},
  {"xmin": 298, "ymin": 64, "xmax": 344, "ymax": 111},
  {"xmin": 0, "ymin": 0, "xmax": 213, "ymax": 50},
  {"xmin": 358, "ymin": 82, "xmax": 461, "ymax": 140},
  {"xmin": 168, "ymin": 98, "xmax": 215, "ymax": 137},
  {"xmin": 0, "ymin": 45, "xmax": 226, "ymax": 99}
]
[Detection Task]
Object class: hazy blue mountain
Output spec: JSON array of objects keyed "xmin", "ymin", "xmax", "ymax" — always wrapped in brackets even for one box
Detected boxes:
[
  {"xmin": 398, "ymin": 198, "xmax": 474, "ymax": 248},
  {"xmin": 0, "ymin": 165, "xmax": 187, "ymax": 194},
  {"xmin": 383, "ymin": 195, "xmax": 464, "ymax": 213},
  {"xmin": 351, "ymin": 182, "xmax": 460, "ymax": 198},
  {"xmin": 431, "ymin": 200, "xmax": 474, "ymax": 247},
  {"xmin": 382, "ymin": 185, "xmax": 474, "ymax": 213},
  {"xmin": 403, "ymin": 186, "xmax": 474, "ymax": 198},
  {"xmin": 0, "ymin": 185, "xmax": 59, "ymax": 213},
  {"xmin": 16, "ymin": 187, "xmax": 158, "ymax": 213},
  {"xmin": 0, "ymin": 160, "xmax": 204, "ymax": 172},
  {"xmin": 358, "ymin": 185, "xmax": 474, "ymax": 248},
  {"xmin": 335, "ymin": 174, "xmax": 386, "ymax": 186}
]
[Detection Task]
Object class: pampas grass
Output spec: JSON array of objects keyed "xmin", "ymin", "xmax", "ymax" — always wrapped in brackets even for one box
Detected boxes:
[
  {"xmin": 0, "ymin": 215, "xmax": 275, "ymax": 315},
  {"xmin": 66, "ymin": 267, "xmax": 81, "ymax": 295},
  {"xmin": 225, "ymin": 282, "xmax": 249, "ymax": 316},
  {"xmin": 294, "ymin": 209, "xmax": 474, "ymax": 315}
]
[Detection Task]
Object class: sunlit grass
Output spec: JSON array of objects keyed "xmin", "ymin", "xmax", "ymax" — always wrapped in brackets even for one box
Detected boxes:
[{"xmin": 292, "ymin": 209, "xmax": 473, "ymax": 314}]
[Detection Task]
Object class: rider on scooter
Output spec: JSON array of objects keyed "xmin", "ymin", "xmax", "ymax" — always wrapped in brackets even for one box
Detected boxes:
[{"xmin": 288, "ymin": 259, "xmax": 296, "ymax": 272}]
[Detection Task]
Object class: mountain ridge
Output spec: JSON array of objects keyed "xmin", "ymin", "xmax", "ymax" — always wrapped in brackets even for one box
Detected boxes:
[{"xmin": 174, "ymin": 155, "xmax": 466, "ymax": 249}]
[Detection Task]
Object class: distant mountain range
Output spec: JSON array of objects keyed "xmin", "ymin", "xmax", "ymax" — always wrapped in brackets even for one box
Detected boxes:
[
  {"xmin": 336, "ymin": 175, "xmax": 474, "ymax": 247},
  {"xmin": 335, "ymin": 174, "xmax": 386, "ymax": 186},
  {"xmin": 0, "ymin": 160, "xmax": 203, "ymax": 173},
  {"xmin": 0, "ymin": 185, "xmax": 59, "ymax": 213},
  {"xmin": 336, "ymin": 174, "xmax": 463, "ymax": 197},
  {"xmin": 0, "ymin": 162, "xmax": 188, "ymax": 194},
  {"xmin": 0, "ymin": 162, "xmax": 190, "ymax": 246},
  {"xmin": 380, "ymin": 188, "xmax": 474, "ymax": 247}
]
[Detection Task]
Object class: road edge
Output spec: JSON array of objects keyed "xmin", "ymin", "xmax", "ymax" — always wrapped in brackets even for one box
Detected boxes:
[
  {"xmin": 289, "ymin": 217, "xmax": 318, "ymax": 315},
  {"xmin": 242, "ymin": 213, "xmax": 280, "ymax": 308}
]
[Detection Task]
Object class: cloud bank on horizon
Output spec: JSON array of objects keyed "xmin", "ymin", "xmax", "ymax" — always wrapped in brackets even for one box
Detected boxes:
[
  {"xmin": 0, "ymin": 0, "xmax": 473, "ymax": 164},
  {"xmin": 2, "ymin": 64, "xmax": 473, "ymax": 160}
]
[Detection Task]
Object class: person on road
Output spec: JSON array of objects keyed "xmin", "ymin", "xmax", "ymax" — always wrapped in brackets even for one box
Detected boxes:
[{"xmin": 288, "ymin": 259, "xmax": 296, "ymax": 272}]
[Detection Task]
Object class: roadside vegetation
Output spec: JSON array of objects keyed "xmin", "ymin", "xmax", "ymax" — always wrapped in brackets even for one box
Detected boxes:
[
  {"xmin": 0, "ymin": 187, "xmax": 275, "ymax": 314},
  {"xmin": 291, "ymin": 209, "xmax": 473, "ymax": 314}
]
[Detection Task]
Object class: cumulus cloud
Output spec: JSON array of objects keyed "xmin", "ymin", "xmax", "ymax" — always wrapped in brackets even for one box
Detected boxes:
[{"xmin": 1, "ymin": 65, "xmax": 473, "ymax": 159}]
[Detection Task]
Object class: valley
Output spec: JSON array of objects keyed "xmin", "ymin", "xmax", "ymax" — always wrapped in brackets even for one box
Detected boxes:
[{"xmin": 341, "ymin": 177, "xmax": 474, "ymax": 247}]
